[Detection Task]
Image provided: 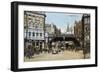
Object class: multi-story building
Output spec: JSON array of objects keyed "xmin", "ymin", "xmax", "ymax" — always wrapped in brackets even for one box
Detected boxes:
[
  {"xmin": 45, "ymin": 23, "xmax": 55, "ymax": 35},
  {"xmin": 82, "ymin": 14, "xmax": 90, "ymax": 53},
  {"xmin": 24, "ymin": 11, "xmax": 46, "ymax": 49},
  {"xmin": 45, "ymin": 23, "xmax": 61, "ymax": 43},
  {"xmin": 74, "ymin": 14, "xmax": 90, "ymax": 53},
  {"xmin": 74, "ymin": 21, "xmax": 82, "ymax": 45},
  {"xmin": 45, "ymin": 23, "xmax": 55, "ymax": 44}
]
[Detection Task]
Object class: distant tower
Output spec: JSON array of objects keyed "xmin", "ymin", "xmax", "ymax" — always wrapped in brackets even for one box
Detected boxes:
[
  {"xmin": 66, "ymin": 24, "xmax": 70, "ymax": 32},
  {"xmin": 70, "ymin": 26, "xmax": 72, "ymax": 33},
  {"xmin": 66, "ymin": 23, "xmax": 74, "ymax": 34}
]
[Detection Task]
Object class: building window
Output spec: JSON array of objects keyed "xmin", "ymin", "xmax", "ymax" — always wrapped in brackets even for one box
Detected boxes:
[
  {"xmin": 36, "ymin": 42, "xmax": 39, "ymax": 46},
  {"xmin": 40, "ymin": 33, "xmax": 42, "ymax": 36},
  {"xmin": 84, "ymin": 18, "xmax": 88, "ymax": 24},
  {"xmin": 29, "ymin": 32, "xmax": 31, "ymax": 36},
  {"xmin": 87, "ymin": 18, "xmax": 90, "ymax": 25},
  {"xmin": 33, "ymin": 32, "xmax": 35, "ymax": 36},
  {"xmin": 36, "ymin": 33, "xmax": 38, "ymax": 36}
]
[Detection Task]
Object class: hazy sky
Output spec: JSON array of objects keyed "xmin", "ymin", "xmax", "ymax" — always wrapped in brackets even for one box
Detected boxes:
[{"xmin": 45, "ymin": 12, "xmax": 83, "ymax": 33}]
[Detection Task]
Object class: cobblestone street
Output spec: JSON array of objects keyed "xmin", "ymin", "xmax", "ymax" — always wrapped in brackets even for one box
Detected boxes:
[{"xmin": 24, "ymin": 50, "xmax": 90, "ymax": 62}]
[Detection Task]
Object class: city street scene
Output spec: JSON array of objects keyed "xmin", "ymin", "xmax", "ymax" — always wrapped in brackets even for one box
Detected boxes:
[{"xmin": 24, "ymin": 11, "xmax": 90, "ymax": 62}]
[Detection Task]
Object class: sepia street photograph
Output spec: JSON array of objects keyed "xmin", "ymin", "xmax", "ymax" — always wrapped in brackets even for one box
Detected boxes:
[{"xmin": 24, "ymin": 11, "xmax": 90, "ymax": 62}]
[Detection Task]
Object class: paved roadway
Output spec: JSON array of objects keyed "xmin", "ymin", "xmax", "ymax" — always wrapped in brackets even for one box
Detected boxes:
[{"xmin": 24, "ymin": 50, "xmax": 90, "ymax": 62}]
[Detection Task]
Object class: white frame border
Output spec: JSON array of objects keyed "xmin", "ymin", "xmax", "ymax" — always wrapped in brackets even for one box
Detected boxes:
[{"xmin": 18, "ymin": 5, "xmax": 96, "ymax": 69}]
